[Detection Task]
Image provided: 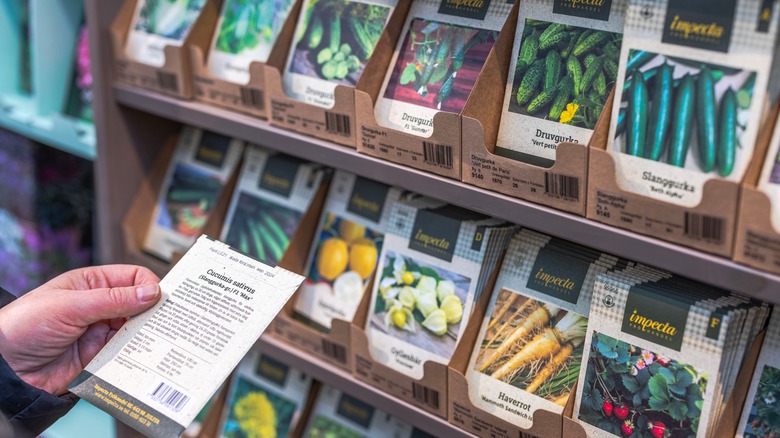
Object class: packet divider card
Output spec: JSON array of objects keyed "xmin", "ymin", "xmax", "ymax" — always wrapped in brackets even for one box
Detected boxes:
[
  {"xmin": 494, "ymin": 0, "xmax": 627, "ymax": 168},
  {"xmin": 294, "ymin": 170, "xmax": 402, "ymax": 332},
  {"xmin": 126, "ymin": 0, "xmax": 209, "ymax": 67},
  {"xmin": 144, "ymin": 127, "xmax": 244, "ymax": 262},
  {"xmin": 218, "ymin": 350, "xmax": 313, "ymax": 438},
  {"xmin": 207, "ymin": 0, "xmax": 297, "ymax": 84},
  {"xmin": 282, "ymin": 0, "xmax": 398, "ymax": 108},
  {"xmin": 373, "ymin": 0, "xmax": 512, "ymax": 137},
  {"xmin": 69, "ymin": 236, "xmax": 305, "ymax": 438},
  {"xmin": 606, "ymin": 0, "xmax": 780, "ymax": 208},
  {"xmin": 220, "ymin": 145, "xmax": 327, "ymax": 266}
]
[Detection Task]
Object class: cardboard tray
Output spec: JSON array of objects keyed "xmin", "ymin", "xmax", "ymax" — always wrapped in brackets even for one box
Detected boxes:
[
  {"xmin": 354, "ymin": 0, "xmax": 473, "ymax": 178},
  {"xmin": 110, "ymin": 0, "xmax": 219, "ymax": 99},
  {"xmin": 734, "ymin": 102, "xmax": 780, "ymax": 274},
  {"xmin": 189, "ymin": 0, "xmax": 305, "ymax": 119},
  {"xmin": 264, "ymin": 0, "xmax": 412, "ymax": 148},
  {"xmin": 460, "ymin": 1, "xmax": 589, "ymax": 216}
]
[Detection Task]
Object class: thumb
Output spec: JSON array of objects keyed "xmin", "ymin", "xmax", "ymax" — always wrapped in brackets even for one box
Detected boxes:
[{"xmin": 68, "ymin": 283, "xmax": 161, "ymax": 326}]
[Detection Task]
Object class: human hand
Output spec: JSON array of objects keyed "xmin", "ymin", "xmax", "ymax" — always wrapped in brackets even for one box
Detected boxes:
[{"xmin": 0, "ymin": 265, "xmax": 161, "ymax": 395}]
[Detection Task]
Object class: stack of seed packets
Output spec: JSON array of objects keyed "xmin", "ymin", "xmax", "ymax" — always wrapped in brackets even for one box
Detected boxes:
[
  {"xmin": 301, "ymin": 385, "xmax": 434, "ymax": 437},
  {"xmin": 207, "ymin": 0, "xmax": 297, "ymax": 84},
  {"xmin": 218, "ymin": 350, "xmax": 313, "ymax": 438},
  {"xmin": 126, "ymin": 0, "xmax": 209, "ymax": 67},
  {"xmin": 220, "ymin": 145, "xmax": 328, "ymax": 266},
  {"xmin": 293, "ymin": 170, "xmax": 403, "ymax": 332},
  {"xmin": 144, "ymin": 127, "xmax": 244, "ymax": 261},
  {"xmin": 365, "ymin": 193, "xmax": 516, "ymax": 379},
  {"xmin": 466, "ymin": 229, "xmax": 624, "ymax": 428},
  {"xmin": 736, "ymin": 308, "xmax": 779, "ymax": 438},
  {"xmin": 373, "ymin": 0, "xmax": 512, "ymax": 137},
  {"xmin": 282, "ymin": 0, "xmax": 398, "ymax": 107},
  {"xmin": 574, "ymin": 263, "xmax": 769, "ymax": 438},
  {"xmin": 606, "ymin": 0, "xmax": 779, "ymax": 208},
  {"xmin": 495, "ymin": 0, "xmax": 627, "ymax": 167}
]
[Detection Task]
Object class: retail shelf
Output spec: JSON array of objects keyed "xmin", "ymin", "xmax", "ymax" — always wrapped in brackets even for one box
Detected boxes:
[
  {"xmin": 114, "ymin": 83, "xmax": 780, "ymax": 304},
  {"xmin": 256, "ymin": 333, "xmax": 474, "ymax": 438},
  {"xmin": 0, "ymin": 103, "xmax": 96, "ymax": 160}
]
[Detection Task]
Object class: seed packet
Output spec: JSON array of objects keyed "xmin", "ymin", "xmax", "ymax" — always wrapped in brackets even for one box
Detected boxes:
[
  {"xmin": 494, "ymin": 0, "xmax": 627, "ymax": 167},
  {"xmin": 302, "ymin": 385, "xmax": 434, "ymax": 437},
  {"xmin": 365, "ymin": 194, "xmax": 515, "ymax": 379},
  {"xmin": 293, "ymin": 170, "xmax": 402, "ymax": 332},
  {"xmin": 466, "ymin": 230, "xmax": 621, "ymax": 428},
  {"xmin": 143, "ymin": 127, "xmax": 244, "ymax": 261},
  {"xmin": 736, "ymin": 308, "xmax": 779, "ymax": 438},
  {"xmin": 125, "ymin": 0, "xmax": 209, "ymax": 67},
  {"xmin": 220, "ymin": 145, "xmax": 328, "ymax": 266},
  {"xmin": 606, "ymin": 0, "xmax": 779, "ymax": 207},
  {"xmin": 282, "ymin": 0, "xmax": 397, "ymax": 107},
  {"xmin": 218, "ymin": 350, "xmax": 312, "ymax": 438},
  {"xmin": 207, "ymin": 0, "xmax": 296, "ymax": 84},
  {"xmin": 373, "ymin": 0, "xmax": 511, "ymax": 137}
]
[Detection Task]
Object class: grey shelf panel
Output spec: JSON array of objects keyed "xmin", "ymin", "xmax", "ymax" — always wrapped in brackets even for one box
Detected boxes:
[
  {"xmin": 114, "ymin": 84, "xmax": 780, "ymax": 304},
  {"xmin": 256, "ymin": 334, "xmax": 474, "ymax": 438}
]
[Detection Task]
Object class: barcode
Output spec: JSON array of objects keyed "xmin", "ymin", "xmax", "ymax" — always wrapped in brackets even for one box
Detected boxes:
[
  {"xmin": 411, "ymin": 382, "xmax": 439, "ymax": 410},
  {"xmin": 321, "ymin": 339, "xmax": 347, "ymax": 364},
  {"xmin": 422, "ymin": 142, "xmax": 453, "ymax": 168},
  {"xmin": 239, "ymin": 86, "xmax": 264, "ymax": 110},
  {"xmin": 325, "ymin": 112, "xmax": 351, "ymax": 136},
  {"xmin": 156, "ymin": 72, "xmax": 179, "ymax": 93},
  {"xmin": 150, "ymin": 382, "xmax": 190, "ymax": 412},
  {"xmin": 684, "ymin": 212, "xmax": 724, "ymax": 243},
  {"xmin": 544, "ymin": 172, "xmax": 579, "ymax": 200}
]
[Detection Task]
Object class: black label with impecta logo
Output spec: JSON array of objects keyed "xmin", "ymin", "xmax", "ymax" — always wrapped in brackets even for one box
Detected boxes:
[
  {"xmin": 194, "ymin": 130, "xmax": 231, "ymax": 168},
  {"xmin": 255, "ymin": 354, "xmax": 290, "ymax": 387},
  {"xmin": 438, "ymin": 0, "xmax": 492, "ymax": 20},
  {"xmin": 347, "ymin": 176, "xmax": 390, "ymax": 223},
  {"xmin": 336, "ymin": 392, "xmax": 375, "ymax": 429},
  {"xmin": 408, "ymin": 208, "xmax": 462, "ymax": 262},
  {"xmin": 757, "ymin": 0, "xmax": 774, "ymax": 32},
  {"xmin": 662, "ymin": 0, "xmax": 737, "ymax": 53},
  {"xmin": 526, "ymin": 242, "xmax": 593, "ymax": 305},
  {"xmin": 553, "ymin": 0, "xmax": 613, "ymax": 22},
  {"xmin": 258, "ymin": 154, "xmax": 303, "ymax": 198},
  {"xmin": 621, "ymin": 284, "xmax": 690, "ymax": 351}
]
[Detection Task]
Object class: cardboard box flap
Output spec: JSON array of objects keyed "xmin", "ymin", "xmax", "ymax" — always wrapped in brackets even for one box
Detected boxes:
[
  {"xmin": 265, "ymin": 0, "xmax": 304, "ymax": 70},
  {"xmin": 188, "ymin": 0, "xmax": 220, "ymax": 53},
  {"xmin": 743, "ymin": 100, "xmax": 780, "ymax": 187}
]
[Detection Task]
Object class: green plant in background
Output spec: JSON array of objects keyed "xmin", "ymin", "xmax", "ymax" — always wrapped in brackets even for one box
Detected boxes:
[
  {"xmin": 223, "ymin": 377, "xmax": 297, "ymax": 438},
  {"xmin": 307, "ymin": 416, "xmax": 365, "ymax": 438},
  {"xmin": 510, "ymin": 19, "xmax": 622, "ymax": 129},
  {"xmin": 745, "ymin": 366, "xmax": 780, "ymax": 438},
  {"xmin": 135, "ymin": 0, "xmax": 208, "ymax": 39},
  {"xmin": 215, "ymin": 0, "xmax": 294, "ymax": 54},
  {"xmin": 579, "ymin": 332, "xmax": 707, "ymax": 438}
]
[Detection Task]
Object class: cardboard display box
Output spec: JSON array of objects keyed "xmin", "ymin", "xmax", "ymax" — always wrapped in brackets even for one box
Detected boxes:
[
  {"xmin": 110, "ymin": 0, "xmax": 218, "ymax": 99},
  {"xmin": 734, "ymin": 103, "xmax": 780, "ymax": 274},
  {"xmin": 586, "ymin": 97, "xmax": 739, "ymax": 258},
  {"xmin": 263, "ymin": 0, "xmax": 412, "ymax": 148},
  {"xmin": 460, "ymin": 2, "xmax": 589, "ymax": 216},
  {"xmin": 189, "ymin": 0, "xmax": 304, "ymax": 119}
]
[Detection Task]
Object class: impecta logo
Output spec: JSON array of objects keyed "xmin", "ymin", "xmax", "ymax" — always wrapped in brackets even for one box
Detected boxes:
[
  {"xmin": 438, "ymin": 0, "xmax": 491, "ymax": 20},
  {"xmin": 553, "ymin": 0, "xmax": 612, "ymax": 22},
  {"xmin": 621, "ymin": 285, "xmax": 690, "ymax": 351},
  {"xmin": 408, "ymin": 209, "xmax": 461, "ymax": 262},
  {"xmin": 662, "ymin": 0, "xmax": 736, "ymax": 53}
]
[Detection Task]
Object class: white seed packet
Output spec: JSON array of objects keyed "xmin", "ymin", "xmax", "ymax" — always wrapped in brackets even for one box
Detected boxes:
[
  {"xmin": 373, "ymin": 0, "xmax": 511, "ymax": 137},
  {"xmin": 302, "ymin": 385, "xmax": 432, "ymax": 437},
  {"xmin": 69, "ymin": 236, "xmax": 305, "ymax": 438},
  {"xmin": 756, "ymin": 111, "xmax": 780, "ymax": 231},
  {"xmin": 606, "ymin": 0, "xmax": 779, "ymax": 207},
  {"xmin": 494, "ymin": 0, "xmax": 627, "ymax": 167},
  {"xmin": 466, "ymin": 230, "xmax": 620, "ymax": 428},
  {"xmin": 282, "ymin": 0, "xmax": 397, "ymax": 107},
  {"xmin": 293, "ymin": 170, "xmax": 403, "ymax": 331},
  {"xmin": 220, "ymin": 145, "xmax": 328, "ymax": 266},
  {"xmin": 207, "ymin": 0, "xmax": 297, "ymax": 84},
  {"xmin": 144, "ymin": 127, "xmax": 244, "ymax": 262},
  {"xmin": 218, "ymin": 350, "xmax": 313, "ymax": 438},
  {"xmin": 126, "ymin": 0, "xmax": 209, "ymax": 67},
  {"xmin": 364, "ymin": 194, "xmax": 515, "ymax": 379},
  {"xmin": 736, "ymin": 308, "xmax": 779, "ymax": 438}
]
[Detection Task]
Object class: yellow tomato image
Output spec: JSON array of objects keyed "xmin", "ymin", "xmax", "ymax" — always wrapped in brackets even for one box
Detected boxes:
[
  {"xmin": 234, "ymin": 392, "xmax": 277, "ymax": 438},
  {"xmin": 401, "ymin": 271, "xmax": 415, "ymax": 285},
  {"xmin": 348, "ymin": 238, "xmax": 377, "ymax": 280},
  {"xmin": 338, "ymin": 220, "xmax": 366, "ymax": 244},
  {"xmin": 317, "ymin": 237, "xmax": 349, "ymax": 281}
]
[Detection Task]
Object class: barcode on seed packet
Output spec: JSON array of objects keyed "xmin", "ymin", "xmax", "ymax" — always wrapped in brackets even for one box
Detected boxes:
[
  {"xmin": 411, "ymin": 382, "xmax": 440, "ymax": 410},
  {"xmin": 544, "ymin": 172, "xmax": 580, "ymax": 201},
  {"xmin": 423, "ymin": 142, "xmax": 453, "ymax": 168},
  {"xmin": 683, "ymin": 212, "xmax": 724, "ymax": 244},
  {"xmin": 321, "ymin": 339, "xmax": 348, "ymax": 364},
  {"xmin": 150, "ymin": 382, "xmax": 190, "ymax": 413},
  {"xmin": 156, "ymin": 72, "xmax": 179, "ymax": 93},
  {"xmin": 239, "ymin": 87, "xmax": 264, "ymax": 110},
  {"xmin": 325, "ymin": 112, "xmax": 351, "ymax": 136}
]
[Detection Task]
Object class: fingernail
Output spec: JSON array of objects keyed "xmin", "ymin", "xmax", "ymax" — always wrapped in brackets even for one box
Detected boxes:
[{"xmin": 136, "ymin": 284, "xmax": 160, "ymax": 302}]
